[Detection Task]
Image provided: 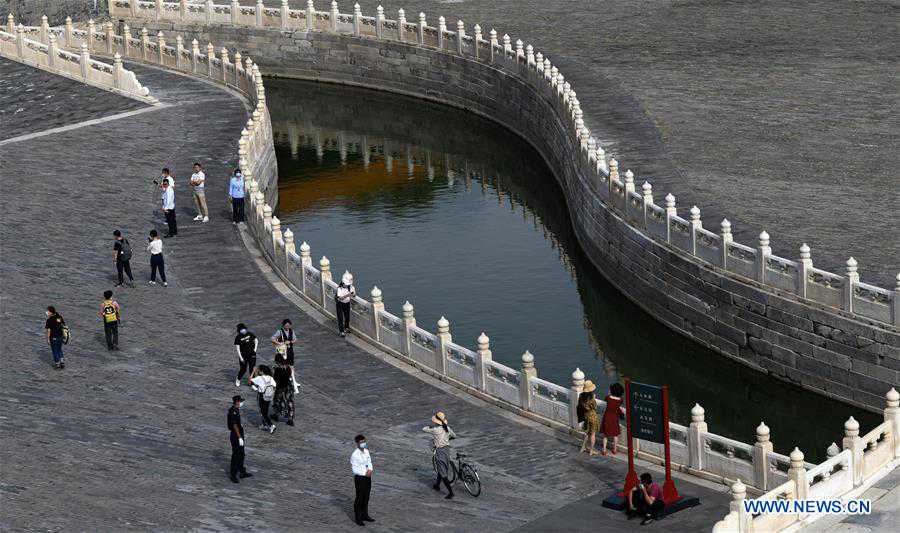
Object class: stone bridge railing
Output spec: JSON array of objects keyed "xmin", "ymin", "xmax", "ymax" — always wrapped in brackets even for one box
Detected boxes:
[
  {"xmin": 1, "ymin": 15, "xmax": 151, "ymax": 102},
  {"xmin": 104, "ymin": 1, "xmax": 900, "ymax": 329}
]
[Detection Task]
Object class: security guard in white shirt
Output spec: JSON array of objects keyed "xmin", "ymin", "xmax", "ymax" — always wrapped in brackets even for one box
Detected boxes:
[{"xmin": 350, "ymin": 434, "xmax": 375, "ymax": 526}]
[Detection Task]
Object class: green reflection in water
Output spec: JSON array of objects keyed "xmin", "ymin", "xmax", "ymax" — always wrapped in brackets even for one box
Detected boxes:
[{"xmin": 267, "ymin": 78, "xmax": 879, "ymax": 461}]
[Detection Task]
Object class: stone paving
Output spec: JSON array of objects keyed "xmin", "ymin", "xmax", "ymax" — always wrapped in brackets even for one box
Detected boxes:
[{"xmin": 0, "ymin": 60, "xmax": 732, "ymax": 531}]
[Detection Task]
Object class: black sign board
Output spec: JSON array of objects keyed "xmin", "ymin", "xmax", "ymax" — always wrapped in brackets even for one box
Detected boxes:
[{"xmin": 629, "ymin": 382, "xmax": 665, "ymax": 444}]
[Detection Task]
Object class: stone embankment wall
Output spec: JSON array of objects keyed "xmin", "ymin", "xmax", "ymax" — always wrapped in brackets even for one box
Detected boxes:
[
  {"xmin": 111, "ymin": 2, "xmax": 898, "ymax": 412},
  {"xmin": 1, "ymin": 0, "xmax": 105, "ymax": 25}
]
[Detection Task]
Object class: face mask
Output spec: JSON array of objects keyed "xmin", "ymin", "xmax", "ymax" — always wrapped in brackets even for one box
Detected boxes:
[
  {"xmin": 239, "ymin": 329, "xmax": 247, "ymax": 334},
  {"xmin": 359, "ymin": 442, "xmax": 367, "ymax": 449},
  {"xmin": 238, "ymin": 402, "xmax": 244, "ymax": 408},
  {"xmin": 46, "ymin": 311, "xmax": 52, "ymax": 317}
]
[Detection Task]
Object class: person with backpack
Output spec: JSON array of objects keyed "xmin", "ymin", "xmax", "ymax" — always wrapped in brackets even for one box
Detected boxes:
[
  {"xmin": 98, "ymin": 290, "xmax": 121, "ymax": 351},
  {"xmin": 45, "ymin": 306, "xmax": 67, "ymax": 369},
  {"xmin": 147, "ymin": 230, "xmax": 167, "ymax": 286},
  {"xmin": 271, "ymin": 319, "xmax": 296, "ymax": 367},
  {"xmin": 272, "ymin": 358, "xmax": 295, "ymax": 427},
  {"xmin": 233, "ymin": 323, "xmax": 258, "ymax": 388},
  {"xmin": 250, "ymin": 365, "xmax": 277, "ymax": 434},
  {"xmin": 335, "ymin": 272, "xmax": 356, "ymax": 337},
  {"xmin": 112, "ymin": 230, "xmax": 135, "ymax": 288}
]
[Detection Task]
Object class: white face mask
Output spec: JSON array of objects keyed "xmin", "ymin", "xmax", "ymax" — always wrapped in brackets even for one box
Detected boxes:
[
  {"xmin": 238, "ymin": 402, "xmax": 244, "ymax": 408},
  {"xmin": 239, "ymin": 329, "xmax": 247, "ymax": 335},
  {"xmin": 46, "ymin": 311, "xmax": 52, "ymax": 317}
]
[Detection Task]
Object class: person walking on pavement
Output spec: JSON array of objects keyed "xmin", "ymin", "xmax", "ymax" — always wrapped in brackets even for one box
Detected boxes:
[
  {"xmin": 161, "ymin": 179, "xmax": 177, "ymax": 237},
  {"xmin": 335, "ymin": 272, "xmax": 356, "ymax": 337},
  {"xmin": 99, "ymin": 290, "xmax": 121, "ymax": 351},
  {"xmin": 424, "ymin": 412, "xmax": 456, "ymax": 499},
  {"xmin": 190, "ymin": 162, "xmax": 209, "ymax": 223},
  {"xmin": 112, "ymin": 230, "xmax": 135, "ymax": 288},
  {"xmin": 228, "ymin": 394, "xmax": 253, "ymax": 483},
  {"xmin": 233, "ymin": 323, "xmax": 258, "ymax": 387},
  {"xmin": 272, "ymin": 358, "xmax": 295, "ymax": 427},
  {"xmin": 271, "ymin": 319, "xmax": 296, "ymax": 367},
  {"xmin": 146, "ymin": 230, "xmax": 167, "ymax": 286},
  {"xmin": 250, "ymin": 365, "xmax": 277, "ymax": 434},
  {"xmin": 229, "ymin": 168, "xmax": 245, "ymax": 224},
  {"xmin": 350, "ymin": 434, "xmax": 375, "ymax": 526},
  {"xmin": 45, "ymin": 306, "xmax": 67, "ymax": 369}
]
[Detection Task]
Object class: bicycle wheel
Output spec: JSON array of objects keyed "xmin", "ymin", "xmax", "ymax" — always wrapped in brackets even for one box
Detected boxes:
[{"xmin": 459, "ymin": 463, "xmax": 481, "ymax": 497}]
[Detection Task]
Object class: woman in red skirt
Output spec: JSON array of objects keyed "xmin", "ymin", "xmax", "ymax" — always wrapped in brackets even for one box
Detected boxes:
[{"xmin": 600, "ymin": 382, "xmax": 625, "ymax": 455}]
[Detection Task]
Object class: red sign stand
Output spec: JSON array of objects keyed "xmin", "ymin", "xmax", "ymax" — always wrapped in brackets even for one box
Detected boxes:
[
  {"xmin": 621, "ymin": 379, "xmax": 639, "ymax": 496},
  {"xmin": 662, "ymin": 385, "xmax": 681, "ymax": 504}
]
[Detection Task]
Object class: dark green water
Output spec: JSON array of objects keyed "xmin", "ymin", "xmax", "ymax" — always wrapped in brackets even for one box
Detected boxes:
[{"xmin": 267, "ymin": 79, "xmax": 880, "ymax": 461}]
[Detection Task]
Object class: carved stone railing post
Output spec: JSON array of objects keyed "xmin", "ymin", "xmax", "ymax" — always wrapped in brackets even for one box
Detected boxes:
[
  {"xmin": 113, "ymin": 52, "xmax": 124, "ymax": 88},
  {"xmin": 641, "ymin": 182, "xmax": 654, "ymax": 228},
  {"xmin": 788, "ymin": 448, "xmax": 808, "ymax": 517},
  {"xmin": 281, "ymin": 0, "xmax": 290, "ymax": 29},
  {"xmin": 752, "ymin": 421, "xmax": 772, "ymax": 490},
  {"xmin": 80, "ymin": 42, "xmax": 90, "ymax": 80},
  {"xmin": 155, "ymin": 0, "xmax": 163, "ymax": 22},
  {"xmin": 306, "ymin": 1, "xmax": 315, "ymax": 32},
  {"xmin": 319, "ymin": 256, "xmax": 332, "ymax": 309},
  {"xmin": 270, "ymin": 217, "xmax": 283, "ymax": 263},
  {"xmin": 842, "ymin": 416, "xmax": 863, "ymax": 487},
  {"xmin": 688, "ymin": 206, "xmax": 701, "ymax": 255},
  {"xmin": 435, "ymin": 317, "xmax": 451, "ymax": 375},
  {"xmin": 843, "ymin": 257, "xmax": 859, "ymax": 312},
  {"xmin": 519, "ymin": 351, "xmax": 536, "ymax": 410},
  {"xmin": 607, "ymin": 158, "xmax": 618, "ymax": 200},
  {"xmin": 256, "ymin": 0, "xmax": 264, "ymax": 27},
  {"xmin": 298, "ymin": 241, "xmax": 311, "ymax": 291},
  {"xmin": 756, "ymin": 231, "xmax": 771, "ymax": 283},
  {"xmin": 456, "ymin": 20, "xmax": 465, "ymax": 55},
  {"xmin": 397, "ymin": 9, "xmax": 406, "ymax": 42},
  {"xmin": 87, "ymin": 19, "xmax": 95, "ymax": 51},
  {"xmin": 719, "ymin": 219, "xmax": 733, "ymax": 268},
  {"xmin": 14, "ymin": 24, "xmax": 24, "ymax": 59},
  {"xmin": 515, "ymin": 39, "xmax": 523, "ymax": 63},
  {"xmin": 502, "ymin": 33, "xmax": 511, "ymax": 57},
  {"xmin": 131, "ymin": 0, "xmax": 139, "ymax": 18},
  {"xmin": 375, "ymin": 5, "xmax": 384, "ymax": 39},
  {"xmin": 173, "ymin": 35, "xmax": 183, "ymax": 69},
  {"xmin": 122, "ymin": 24, "xmax": 131, "ymax": 58},
  {"xmin": 191, "ymin": 38, "xmax": 199, "ymax": 73},
  {"xmin": 205, "ymin": 42, "xmax": 214, "ymax": 76},
  {"xmin": 474, "ymin": 332, "xmax": 492, "ymax": 391},
  {"xmin": 105, "ymin": 21, "xmax": 115, "ymax": 54},
  {"xmin": 206, "ymin": 0, "xmax": 214, "ymax": 25},
  {"xmin": 417, "ymin": 12, "xmax": 425, "ymax": 45},
  {"xmin": 331, "ymin": 1, "xmax": 339, "ymax": 32},
  {"xmin": 885, "ymin": 388, "xmax": 900, "ymax": 459},
  {"xmin": 140, "ymin": 27, "xmax": 150, "ymax": 61},
  {"xmin": 7, "ymin": 13, "xmax": 14, "ymax": 34},
  {"xmin": 40, "ymin": 15, "xmax": 49, "ymax": 44},
  {"xmin": 437, "ymin": 16, "xmax": 445, "ymax": 49},
  {"xmin": 180, "ymin": 0, "xmax": 188, "ymax": 22},
  {"xmin": 688, "ymin": 403, "xmax": 707, "ymax": 471},
  {"xmin": 526, "ymin": 44, "xmax": 535, "ymax": 67},
  {"xmin": 473, "ymin": 24, "xmax": 481, "ymax": 59},
  {"xmin": 796, "ymin": 243, "xmax": 812, "ymax": 298},
  {"xmin": 568, "ymin": 368, "xmax": 584, "ymax": 428},
  {"xmin": 489, "ymin": 29, "xmax": 497, "ymax": 62},
  {"xmin": 221, "ymin": 47, "xmax": 230, "ymax": 83},
  {"xmin": 156, "ymin": 31, "xmax": 165, "ymax": 65},
  {"xmin": 232, "ymin": 0, "xmax": 240, "ymax": 25},
  {"xmin": 47, "ymin": 34, "xmax": 58, "ymax": 68},
  {"xmin": 370, "ymin": 287, "xmax": 384, "ymax": 342},
  {"xmin": 65, "ymin": 17, "xmax": 74, "ymax": 48},
  {"xmin": 659, "ymin": 193, "xmax": 674, "ymax": 243},
  {"xmin": 728, "ymin": 480, "xmax": 751, "ymax": 533},
  {"xmin": 401, "ymin": 301, "xmax": 415, "ymax": 356}
]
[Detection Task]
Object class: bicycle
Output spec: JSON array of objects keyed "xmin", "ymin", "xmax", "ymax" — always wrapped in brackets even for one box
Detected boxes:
[{"xmin": 432, "ymin": 449, "xmax": 481, "ymax": 497}]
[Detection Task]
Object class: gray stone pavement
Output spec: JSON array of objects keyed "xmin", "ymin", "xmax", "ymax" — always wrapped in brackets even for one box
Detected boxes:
[{"xmin": 0, "ymin": 60, "xmax": 728, "ymax": 530}]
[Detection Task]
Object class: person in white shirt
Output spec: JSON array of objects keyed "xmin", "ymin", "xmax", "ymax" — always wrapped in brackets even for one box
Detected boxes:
[
  {"xmin": 190, "ymin": 162, "xmax": 209, "ymax": 222},
  {"xmin": 161, "ymin": 179, "xmax": 177, "ymax": 237},
  {"xmin": 250, "ymin": 365, "xmax": 277, "ymax": 433},
  {"xmin": 146, "ymin": 230, "xmax": 167, "ymax": 287},
  {"xmin": 335, "ymin": 272, "xmax": 356, "ymax": 337},
  {"xmin": 350, "ymin": 434, "xmax": 374, "ymax": 526}
]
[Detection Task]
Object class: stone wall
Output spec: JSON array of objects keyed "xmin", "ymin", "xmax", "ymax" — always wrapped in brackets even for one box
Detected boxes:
[
  {"xmin": 1, "ymin": 0, "xmax": 105, "ymax": 25},
  {"xmin": 121, "ymin": 15, "xmax": 898, "ymax": 411}
]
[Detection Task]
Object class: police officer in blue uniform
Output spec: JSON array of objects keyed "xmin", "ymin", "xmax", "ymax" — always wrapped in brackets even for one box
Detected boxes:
[{"xmin": 228, "ymin": 395, "xmax": 252, "ymax": 483}]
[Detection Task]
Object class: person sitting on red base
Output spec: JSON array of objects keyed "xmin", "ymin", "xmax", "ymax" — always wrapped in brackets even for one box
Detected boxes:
[{"xmin": 627, "ymin": 472, "xmax": 665, "ymax": 525}]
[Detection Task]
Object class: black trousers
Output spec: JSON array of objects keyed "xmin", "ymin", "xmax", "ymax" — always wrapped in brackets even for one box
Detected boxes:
[
  {"xmin": 336, "ymin": 301, "xmax": 351, "ymax": 333},
  {"xmin": 116, "ymin": 259, "xmax": 134, "ymax": 284},
  {"xmin": 257, "ymin": 394, "xmax": 272, "ymax": 428},
  {"xmin": 629, "ymin": 488, "xmax": 666, "ymax": 519},
  {"xmin": 165, "ymin": 209, "xmax": 177, "ymax": 235},
  {"xmin": 150, "ymin": 254, "xmax": 166, "ymax": 282},
  {"xmin": 229, "ymin": 433, "xmax": 247, "ymax": 478},
  {"xmin": 237, "ymin": 356, "xmax": 256, "ymax": 382},
  {"xmin": 353, "ymin": 474, "xmax": 371, "ymax": 522},
  {"xmin": 232, "ymin": 197, "xmax": 245, "ymax": 222},
  {"xmin": 103, "ymin": 320, "xmax": 119, "ymax": 349}
]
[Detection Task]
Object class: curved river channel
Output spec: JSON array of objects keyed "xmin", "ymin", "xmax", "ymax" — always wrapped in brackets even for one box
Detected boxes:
[{"xmin": 267, "ymin": 79, "xmax": 879, "ymax": 461}]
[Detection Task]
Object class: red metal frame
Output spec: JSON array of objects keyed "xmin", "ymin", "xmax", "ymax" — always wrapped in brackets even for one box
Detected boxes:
[
  {"xmin": 621, "ymin": 378, "xmax": 639, "ymax": 496},
  {"xmin": 662, "ymin": 385, "xmax": 681, "ymax": 504}
]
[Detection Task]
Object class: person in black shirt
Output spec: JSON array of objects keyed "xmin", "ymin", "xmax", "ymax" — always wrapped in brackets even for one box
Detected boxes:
[
  {"xmin": 272, "ymin": 359, "xmax": 295, "ymax": 426},
  {"xmin": 112, "ymin": 230, "xmax": 135, "ymax": 287},
  {"xmin": 233, "ymin": 323, "xmax": 258, "ymax": 388},
  {"xmin": 228, "ymin": 395, "xmax": 252, "ymax": 483},
  {"xmin": 45, "ymin": 306, "xmax": 66, "ymax": 369}
]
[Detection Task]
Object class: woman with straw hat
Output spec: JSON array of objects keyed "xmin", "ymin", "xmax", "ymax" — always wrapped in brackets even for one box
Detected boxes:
[
  {"xmin": 423, "ymin": 411, "xmax": 456, "ymax": 499},
  {"xmin": 577, "ymin": 380, "xmax": 600, "ymax": 455}
]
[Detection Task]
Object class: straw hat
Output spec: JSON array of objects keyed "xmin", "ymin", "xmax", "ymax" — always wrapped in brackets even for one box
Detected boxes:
[
  {"xmin": 431, "ymin": 411, "xmax": 448, "ymax": 425},
  {"xmin": 582, "ymin": 380, "xmax": 596, "ymax": 393}
]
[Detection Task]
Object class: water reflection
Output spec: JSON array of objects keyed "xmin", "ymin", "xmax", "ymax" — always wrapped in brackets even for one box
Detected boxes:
[{"xmin": 267, "ymin": 79, "xmax": 879, "ymax": 461}]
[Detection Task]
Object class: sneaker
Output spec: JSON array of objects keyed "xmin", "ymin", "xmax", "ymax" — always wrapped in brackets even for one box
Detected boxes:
[
  {"xmin": 641, "ymin": 517, "xmax": 654, "ymax": 526},
  {"xmin": 59, "ymin": 361, "xmax": 65, "ymax": 369},
  {"xmin": 269, "ymin": 425, "xmax": 276, "ymax": 434},
  {"xmin": 340, "ymin": 331, "xmax": 346, "ymax": 338},
  {"xmin": 235, "ymin": 378, "xmax": 240, "ymax": 388},
  {"xmin": 286, "ymin": 419, "xmax": 294, "ymax": 426},
  {"xmin": 193, "ymin": 215, "xmax": 203, "ymax": 221},
  {"xmin": 162, "ymin": 282, "xmax": 168, "ymax": 287},
  {"xmin": 239, "ymin": 472, "xmax": 253, "ymax": 478},
  {"xmin": 230, "ymin": 476, "xmax": 239, "ymax": 483},
  {"xmin": 202, "ymin": 216, "xmax": 209, "ymax": 223},
  {"xmin": 53, "ymin": 363, "xmax": 61, "ymax": 370},
  {"xmin": 148, "ymin": 280, "xmax": 157, "ymax": 285},
  {"xmin": 232, "ymin": 221, "xmax": 237, "ymax": 225},
  {"xmin": 114, "ymin": 283, "xmax": 123, "ymax": 288}
]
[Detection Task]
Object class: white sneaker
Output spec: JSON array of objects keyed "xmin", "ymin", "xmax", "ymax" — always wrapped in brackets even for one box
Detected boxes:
[
  {"xmin": 148, "ymin": 280, "xmax": 156, "ymax": 285},
  {"xmin": 269, "ymin": 425, "xmax": 276, "ymax": 434},
  {"xmin": 162, "ymin": 282, "xmax": 168, "ymax": 287},
  {"xmin": 235, "ymin": 378, "xmax": 240, "ymax": 388},
  {"xmin": 193, "ymin": 215, "xmax": 203, "ymax": 221},
  {"xmin": 202, "ymin": 216, "xmax": 209, "ymax": 223}
]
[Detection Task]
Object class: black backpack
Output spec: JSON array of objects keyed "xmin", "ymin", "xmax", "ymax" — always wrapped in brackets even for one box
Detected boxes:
[{"xmin": 119, "ymin": 239, "xmax": 133, "ymax": 261}]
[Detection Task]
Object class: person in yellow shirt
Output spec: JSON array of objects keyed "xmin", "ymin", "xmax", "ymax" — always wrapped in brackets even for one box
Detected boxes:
[{"xmin": 99, "ymin": 290, "xmax": 121, "ymax": 351}]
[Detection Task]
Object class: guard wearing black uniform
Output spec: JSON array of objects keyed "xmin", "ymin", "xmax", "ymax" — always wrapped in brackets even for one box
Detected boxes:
[{"xmin": 228, "ymin": 395, "xmax": 252, "ymax": 483}]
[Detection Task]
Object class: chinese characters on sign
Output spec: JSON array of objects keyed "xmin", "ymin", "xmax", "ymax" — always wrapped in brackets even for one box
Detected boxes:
[{"xmin": 629, "ymin": 382, "xmax": 665, "ymax": 444}]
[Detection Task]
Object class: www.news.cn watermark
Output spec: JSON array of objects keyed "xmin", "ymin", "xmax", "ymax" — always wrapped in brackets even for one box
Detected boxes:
[{"xmin": 743, "ymin": 499, "xmax": 871, "ymax": 515}]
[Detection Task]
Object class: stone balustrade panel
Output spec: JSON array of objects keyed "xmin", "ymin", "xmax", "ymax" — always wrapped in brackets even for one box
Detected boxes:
[
  {"xmin": 375, "ymin": 309, "xmax": 404, "ymax": 353},
  {"xmin": 484, "ymin": 360, "xmax": 521, "ymax": 406},
  {"xmin": 806, "ymin": 449, "xmax": 853, "ymax": 501},
  {"xmin": 408, "ymin": 325, "xmax": 438, "ymax": 369},
  {"xmin": 445, "ymin": 341, "xmax": 476, "ymax": 386}
]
